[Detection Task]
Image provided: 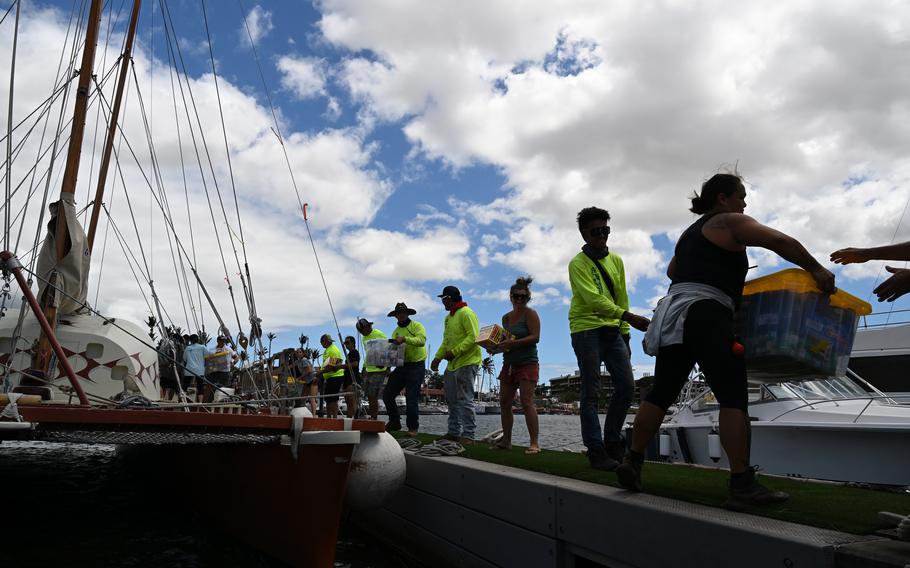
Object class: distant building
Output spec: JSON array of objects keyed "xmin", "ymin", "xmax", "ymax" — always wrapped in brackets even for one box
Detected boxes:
[{"xmin": 548, "ymin": 367, "xmax": 646, "ymax": 405}]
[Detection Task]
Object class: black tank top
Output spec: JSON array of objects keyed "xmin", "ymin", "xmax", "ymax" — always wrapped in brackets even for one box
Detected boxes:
[{"xmin": 671, "ymin": 214, "xmax": 749, "ymax": 307}]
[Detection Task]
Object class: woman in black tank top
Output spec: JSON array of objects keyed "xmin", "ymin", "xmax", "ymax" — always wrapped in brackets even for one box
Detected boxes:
[{"xmin": 616, "ymin": 173, "xmax": 836, "ymax": 509}]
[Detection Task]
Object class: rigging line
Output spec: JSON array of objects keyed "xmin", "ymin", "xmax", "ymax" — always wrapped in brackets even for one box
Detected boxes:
[
  {"xmin": 165, "ymin": 41, "xmax": 201, "ymax": 333},
  {"xmin": 158, "ymin": 0, "xmax": 247, "ymax": 333},
  {"xmin": 882, "ymin": 189, "xmax": 910, "ymax": 324},
  {"xmin": 111, "ymin": 63, "xmax": 194, "ymax": 333},
  {"xmin": 4, "ymin": 0, "xmax": 21, "ymax": 252},
  {"xmin": 0, "ymin": 60, "xmax": 123, "ymax": 206},
  {"xmin": 102, "ymin": 200, "xmax": 150, "ymax": 283},
  {"xmin": 0, "ymin": 1, "xmax": 16, "ymax": 27},
  {"xmin": 14, "ymin": 0, "xmax": 83, "ymax": 257},
  {"xmin": 200, "ymin": 0, "xmax": 255, "ymax": 311},
  {"xmin": 156, "ymin": 5, "xmax": 234, "ymax": 303},
  {"xmin": 101, "ymin": 205, "xmax": 156, "ymax": 315}
]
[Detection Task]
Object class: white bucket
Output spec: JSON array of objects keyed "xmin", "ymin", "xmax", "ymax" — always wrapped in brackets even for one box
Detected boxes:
[{"xmin": 213, "ymin": 387, "xmax": 235, "ymax": 402}]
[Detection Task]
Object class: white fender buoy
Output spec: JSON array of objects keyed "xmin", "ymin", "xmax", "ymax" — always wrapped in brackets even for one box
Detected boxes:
[
  {"xmin": 708, "ymin": 429, "xmax": 722, "ymax": 462},
  {"xmin": 344, "ymin": 432, "xmax": 406, "ymax": 511},
  {"xmin": 659, "ymin": 430, "xmax": 671, "ymax": 457}
]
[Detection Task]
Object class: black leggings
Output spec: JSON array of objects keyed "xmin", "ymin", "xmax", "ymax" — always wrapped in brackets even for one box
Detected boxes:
[{"xmin": 645, "ymin": 299, "xmax": 748, "ymax": 411}]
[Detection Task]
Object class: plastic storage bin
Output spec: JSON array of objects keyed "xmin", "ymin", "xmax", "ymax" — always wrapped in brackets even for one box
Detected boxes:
[{"xmin": 734, "ymin": 269, "xmax": 871, "ymax": 381}]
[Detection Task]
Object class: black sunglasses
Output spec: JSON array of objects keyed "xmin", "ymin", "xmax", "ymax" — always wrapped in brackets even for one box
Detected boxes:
[
  {"xmin": 511, "ymin": 293, "xmax": 530, "ymax": 301},
  {"xmin": 588, "ymin": 226, "xmax": 611, "ymax": 237}
]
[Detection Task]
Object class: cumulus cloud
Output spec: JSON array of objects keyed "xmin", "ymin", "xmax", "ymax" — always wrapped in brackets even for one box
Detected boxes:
[
  {"xmin": 277, "ymin": 55, "xmax": 328, "ymax": 100},
  {"xmin": 318, "ymin": 0, "xmax": 910, "ymax": 291},
  {"xmin": 240, "ymin": 5, "xmax": 274, "ymax": 47}
]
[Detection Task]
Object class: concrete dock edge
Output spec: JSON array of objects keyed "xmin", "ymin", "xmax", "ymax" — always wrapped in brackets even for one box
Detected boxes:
[{"xmin": 350, "ymin": 453, "xmax": 910, "ymax": 568}]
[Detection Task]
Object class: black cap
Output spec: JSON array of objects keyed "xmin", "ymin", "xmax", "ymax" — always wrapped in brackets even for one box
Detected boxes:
[{"xmin": 437, "ymin": 285, "xmax": 461, "ymax": 298}]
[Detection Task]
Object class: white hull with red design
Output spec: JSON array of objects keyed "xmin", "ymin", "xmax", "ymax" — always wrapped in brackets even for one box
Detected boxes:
[{"xmin": 0, "ymin": 308, "xmax": 160, "ymax": 402}]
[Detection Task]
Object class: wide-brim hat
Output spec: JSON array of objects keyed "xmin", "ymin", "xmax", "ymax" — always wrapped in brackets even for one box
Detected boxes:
[{"xmin": 387, "ymin": 302, "xmax": 417, "ymax": 317}]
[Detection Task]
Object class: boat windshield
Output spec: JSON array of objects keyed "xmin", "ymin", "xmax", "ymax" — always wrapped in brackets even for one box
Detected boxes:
[{"xmin": 766, "ymin": 377, "xmax": 870, "ymax": 401}]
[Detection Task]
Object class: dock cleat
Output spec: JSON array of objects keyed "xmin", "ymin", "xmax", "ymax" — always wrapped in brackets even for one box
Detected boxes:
[
  {"xmin": 725, "ymin": 466, "xmax": 790, "ymax": 510},
  {"xmin": 616, "ymin": 451, "xmax": 644, "ymax": 492}
]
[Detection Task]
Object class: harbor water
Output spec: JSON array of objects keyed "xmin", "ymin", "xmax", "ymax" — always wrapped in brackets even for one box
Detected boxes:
[{"xmin": 1, "ymin": 415, "xmax": 593, "ymax": 567}]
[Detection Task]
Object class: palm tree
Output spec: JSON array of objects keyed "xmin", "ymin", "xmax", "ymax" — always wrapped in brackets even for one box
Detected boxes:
[
  {"xmin": 145, "ymin": 315, "xmax": 157, "ymax": 341},
  {"xmin": 266, "ymin": 332, "xmax": 277, "ymax": 360},
  {"xmin": 299, "ymin": 334, "xmax": 309, "ymax": 349}
]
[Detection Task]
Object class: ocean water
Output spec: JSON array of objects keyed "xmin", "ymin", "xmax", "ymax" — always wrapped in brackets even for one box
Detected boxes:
[{"xmin": 0, "ymin": 414, "xmax": 593, "ymax": 567}]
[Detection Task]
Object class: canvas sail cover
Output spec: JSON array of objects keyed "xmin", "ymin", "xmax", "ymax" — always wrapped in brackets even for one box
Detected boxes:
[{"xmin": 36, "ymin": 194, "xmax": 91, "ymax": 314}]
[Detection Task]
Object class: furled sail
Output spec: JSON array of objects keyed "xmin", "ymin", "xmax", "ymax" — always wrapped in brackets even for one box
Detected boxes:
[{"xmin": 36, "ymin": 194, "xmax": 91, "ymax": 314}]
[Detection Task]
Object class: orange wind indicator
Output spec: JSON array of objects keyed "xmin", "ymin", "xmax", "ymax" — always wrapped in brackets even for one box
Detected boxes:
[{"xmin": 303, "ymin": 203, "xmax": 309, "ymax": 221}]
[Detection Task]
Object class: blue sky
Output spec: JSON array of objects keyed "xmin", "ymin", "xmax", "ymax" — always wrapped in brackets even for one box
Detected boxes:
[{"xmin": 3, "ymin": 1, "xmax": 910, "ymax": 385}]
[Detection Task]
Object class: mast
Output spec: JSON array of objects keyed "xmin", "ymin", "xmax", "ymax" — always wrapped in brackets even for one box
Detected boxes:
[
  {"xmin": 86, "ymin": 0, "xmax": 142, "ymax": 252},
  {"xmin": 30, "ymin": 0, "xmax": 104, "ymax": 379}
]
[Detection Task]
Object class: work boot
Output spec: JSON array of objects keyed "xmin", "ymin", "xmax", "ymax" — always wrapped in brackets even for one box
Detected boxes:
[
  {"xmin": 385, "ymin": 421, "xmax": 402, "ymax": 432},
  {"xmin": 441, "ymin": 433, "xmax": 460, "ymax": 441},
  {"xmin": 605, "ymin": 440, "xmax": 625, "ymax": 463},
  {"xmin": 724, "ymin": 467, "xmax": 790, "ymax": 511},
  {"xmin": 615, "ymin": 450, "xmax": 644, "ymax": 492},
  {"xmin": 406, "ymin": 429, "xmax": 419, "ymax": 438},
  {"xmin": 586, "ymin": 446, "xmax": 618, "ymax": 471},
  {"xmin": 459, "ymin": 437, "xmax": 474, "ymax": 446}
]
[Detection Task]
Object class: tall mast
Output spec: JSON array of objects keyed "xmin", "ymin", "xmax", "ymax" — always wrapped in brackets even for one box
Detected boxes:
[
  {"xmin": 31, "ymin": 0, "xmax": 104, "ymax": 379},
  {"xmin": 86, "ymin": 0, "xmax": 142, "ymax": 252}
]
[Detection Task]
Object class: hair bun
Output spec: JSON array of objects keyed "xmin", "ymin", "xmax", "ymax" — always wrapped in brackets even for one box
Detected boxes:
[{"xmin": 515, "ymin": 275, "xmax": 534, "ymax": 287}]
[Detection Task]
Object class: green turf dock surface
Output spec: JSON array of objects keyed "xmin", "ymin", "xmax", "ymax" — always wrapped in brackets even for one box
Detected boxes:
[{"xmin": 392, "ymin": 432, "xmax": 910, "ymax": 535}]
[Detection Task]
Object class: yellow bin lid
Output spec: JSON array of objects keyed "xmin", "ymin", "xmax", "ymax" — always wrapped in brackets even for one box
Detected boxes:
[{"xmin": 742, "ymin": 268, "xmax": 872, "ymax": 315}]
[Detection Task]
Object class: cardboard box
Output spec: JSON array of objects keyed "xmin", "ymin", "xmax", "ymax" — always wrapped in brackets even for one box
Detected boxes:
[{"xmin": 475, "ymin": 324, "xmax": 512, "ymax": 350}]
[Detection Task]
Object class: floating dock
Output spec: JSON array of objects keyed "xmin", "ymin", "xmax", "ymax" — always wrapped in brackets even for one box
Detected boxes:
[{"xmin": 352, "ymin": 450, "xmax": 910, "ymax": 568}]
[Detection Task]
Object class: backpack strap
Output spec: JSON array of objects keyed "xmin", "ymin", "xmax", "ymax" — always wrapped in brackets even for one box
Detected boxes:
[{"xmin": 582, "ymin": 249, "xmax": 617, "ymax": 301}]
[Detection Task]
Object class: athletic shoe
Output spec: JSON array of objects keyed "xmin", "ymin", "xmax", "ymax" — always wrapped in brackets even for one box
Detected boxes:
[
  {"xmin": 384, "ymin": 421, "xmax": 402, "ymax": 432},
  {"xmin": 459, "ymin": 437, "xmax": 474, "ymax": 446}
]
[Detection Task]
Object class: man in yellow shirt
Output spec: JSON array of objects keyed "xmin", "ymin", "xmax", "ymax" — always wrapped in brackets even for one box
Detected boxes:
[
  {"xmin": 568, "ymin": 207, "xmax": 650, "ymax": 471},
  {"xmin": 384, "ymin": 302, "xmax": 427, "ymax": 436},
  {"xmin": 319, "ymin": 334, "xmax": 346, "ymax": 418},
  {"xmin": 356, "ymin": 318, "xmax": 387, "ymax": 420},
  {"xmin": 431, "ymin": 286, "xmax": 482, "ymax": 444}
]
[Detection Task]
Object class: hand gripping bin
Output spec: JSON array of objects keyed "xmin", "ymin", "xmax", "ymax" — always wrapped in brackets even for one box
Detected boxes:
[{"xmin": 734, "ymin": 269, "xmax": 872, "ymax": 382}]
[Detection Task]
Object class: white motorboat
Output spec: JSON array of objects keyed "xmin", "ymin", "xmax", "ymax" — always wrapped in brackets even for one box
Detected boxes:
[
  {"xmin": 648, "ymin": 373, "xmax": 910, "ymax": 486},
  {"xmin": 850, "ymin": 322, "xmax": 910, "ymax": 402}
]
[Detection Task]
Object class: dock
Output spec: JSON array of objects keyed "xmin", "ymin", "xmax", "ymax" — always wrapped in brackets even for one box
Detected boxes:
[{"xmin": 351, "ymin": 441, "xmax": 910, "ymax": 568}]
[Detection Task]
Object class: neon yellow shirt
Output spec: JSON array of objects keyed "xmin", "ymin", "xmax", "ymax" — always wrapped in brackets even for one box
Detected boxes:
[
  {"xmin": 392, "ymin": 320, "xmax": 427, "ymax": 363},
  {"xmin": 322, "ymin": 343, "xmax": 345, "ymax": 379},
  {"xmin": 434, "ymin": 306, "xmax": 482, "ymax": 371},
  {"xmin": 361, "ymin": 329, "xmax": 388, "ymax": 373},
  {"xmin": 568, "ymin": 251, "xmax": 632, "ymax": 334}
]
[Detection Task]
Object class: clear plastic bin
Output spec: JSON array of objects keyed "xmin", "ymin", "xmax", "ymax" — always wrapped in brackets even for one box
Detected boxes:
[{"xmin": 734, "ymin": 269, "xmax": 871, "ymax": 381}]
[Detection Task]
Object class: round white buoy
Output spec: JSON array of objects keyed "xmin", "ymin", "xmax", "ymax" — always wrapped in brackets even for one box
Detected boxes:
[
  {"xmin": 659, "ymin": 431, "xmax": 671, "ymax": 457},
  {"xmin": 707, "ymin": 429, "xmax": 722, "ymax": 462},
  {"xmin": 344, "ymin": 432, "xmax": 406, "ymax": 511}
]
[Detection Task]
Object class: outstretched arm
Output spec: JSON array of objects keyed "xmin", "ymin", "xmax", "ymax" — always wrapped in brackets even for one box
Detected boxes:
[
  {"xmin": 728, "ymin": 214, "xmax": 835, "ymax": 293},
  {"xmin": 874, "ymin": 266, "xmax": 910, "ymax": 302},
  {"xmin": 831, "ymin": 241, "xmax": 910, "ymax": 264}
]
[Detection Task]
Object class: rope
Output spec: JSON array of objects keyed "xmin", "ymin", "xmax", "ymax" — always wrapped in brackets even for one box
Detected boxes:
[
  {"xmin": 4, "ymin": 0, "xmax": 21, "ymax": 253},
  {"xmin": 399, "ymin": 438, "xmax": 465, "ymax": 457}
]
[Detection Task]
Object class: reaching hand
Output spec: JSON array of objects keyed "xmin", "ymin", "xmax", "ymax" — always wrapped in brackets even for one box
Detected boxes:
[
  {"xmin": 810, "ymin": 267, "xmax": 836, "ymax": 294},
  {"xmin": 874, "ymin": 266, "xmax": 910, "ymax": 302},
  {"xmin": 392, "ymin": 336, "xmax": 405, "ymax": 345},
  {"xmin": 430, "ymin": 358, "xmax": 441, "ymax": 372},
  {"xmin": 623, "ymin": 313, "xmax": 649, "ymax": 332},
  {"xmin": 830, "ymin": 248, "xmax": 871, "ymax": 265}
]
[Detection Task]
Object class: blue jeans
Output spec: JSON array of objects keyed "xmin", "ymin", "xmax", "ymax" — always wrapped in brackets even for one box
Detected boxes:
[
  {"xmin": 384, "ymin": 361, "xmax": 425, "ymax": 431},
  {"xmin": 444, "ymin": 364, "xmax": 477, "ymax": 439},
  {"xmin": 571, "ymin": 326, "xmax": 634, "ymax": 450}
]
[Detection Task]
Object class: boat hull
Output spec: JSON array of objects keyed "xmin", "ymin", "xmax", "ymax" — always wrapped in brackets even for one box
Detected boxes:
[{"xmin": 660, "ymin": 422, "xmax": 910, "ymax": 486}]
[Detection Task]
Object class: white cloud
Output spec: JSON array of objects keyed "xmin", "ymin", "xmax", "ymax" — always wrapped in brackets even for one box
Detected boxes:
[
  {"xmin": 318, "ymin": 0, "xmax": 910, "ymax": 293},
  {"xmin": 339, "ymin": 226, "xmax": 471, "ymax": 281},
  {"xmin": 240, "ymin": 5, "xmax": 274, "ymax": 47},
  {"xmin": 277, "ymin": 55, "xmax": 328, "ymax": 100}
]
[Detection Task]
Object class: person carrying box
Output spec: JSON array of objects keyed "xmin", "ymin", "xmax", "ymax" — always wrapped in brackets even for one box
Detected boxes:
[
  {"xmin": 430, "ymin": 285, "xmax": 481, "ymax": 444},
  {"xmin": 616, "ymin": 172, "xmax": 835, "ymax": 510},
  {"xmin": 384, "ymin": 302, "xmax": 427, "ymax": 436}
]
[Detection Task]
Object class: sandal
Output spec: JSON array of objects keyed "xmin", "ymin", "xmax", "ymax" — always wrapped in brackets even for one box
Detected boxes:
[{"xmin": 524, "ymin": 447, "xmax": 541, "ymax": 455}]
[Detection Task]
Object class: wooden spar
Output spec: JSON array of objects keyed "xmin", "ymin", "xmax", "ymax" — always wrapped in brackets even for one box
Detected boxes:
[
  {"xmin": 86, "ymin": 0, "xmax": 141, "ymax": 252},
  {"xmin": 31, "ymin": 0, "xmax": 104, "ymax": 380}
]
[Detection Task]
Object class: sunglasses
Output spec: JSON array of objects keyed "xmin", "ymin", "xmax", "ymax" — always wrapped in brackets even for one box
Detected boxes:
[
  {"xmin": 588, "ymin": 226, "xmax": 611, "ymax": 238},
  {"xmin": 511, "ymin": 293, "xmax": 530, "ymax": 302}
]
